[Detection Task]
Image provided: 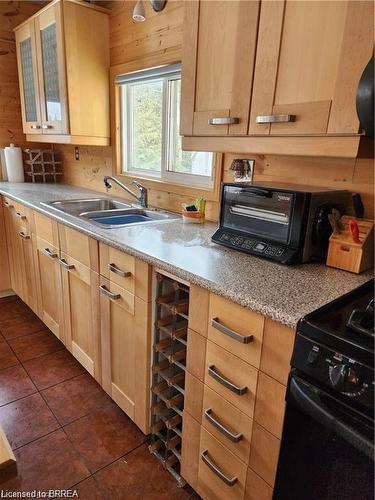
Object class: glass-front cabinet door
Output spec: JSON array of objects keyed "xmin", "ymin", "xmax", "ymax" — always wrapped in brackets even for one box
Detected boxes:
[
  {"xmin": 15, "ymin": 20, "xmax": 42, "ymax": 134},
  {"xmin": 35, "ymin": 2, "xmax": 69, "ymax": 135}
]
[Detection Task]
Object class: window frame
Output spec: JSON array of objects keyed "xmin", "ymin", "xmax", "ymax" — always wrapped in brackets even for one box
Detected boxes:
[{"xmin": 119, "ymin": 66, "xmax": 215, "ymax": 190}]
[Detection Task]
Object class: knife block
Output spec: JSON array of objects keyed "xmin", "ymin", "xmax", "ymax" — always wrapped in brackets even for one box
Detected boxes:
[{"xmin": 326, "ymin": 216, "xmax": 374, "ymax": 274}]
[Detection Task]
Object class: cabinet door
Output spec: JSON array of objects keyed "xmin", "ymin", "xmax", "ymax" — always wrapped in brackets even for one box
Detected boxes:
[
  {"xmin": 18, "ymin": 229, "xmax": 38, "ymax": 313},
  {"xmin": 181, "ymin": 0, "xmax": 260, "ymax": 136},
  {"xmin": 15, "ymin": 21, "xmax": 42, "ymax": 134},
  {"xmin": 60, "ymin": 253, "xmax": 100, "ymax": 381},
  {"xmin": 35, "ymin": 2, "xmax": 69, "ymax": 135},
  {"xmin": 100, "ymin": 277, "xmax": 151, "ymax": 434},
  {"xmin": 3, "ymin": 202, "xmax": 24, "ymax": 299},
  {"xmin": 249, "ymin": 0, "xmax": 374, "ymax": 135},
  {"xmin": 33, "ymin": 235, "xmax": 64, "ymax": 342},
  {"xmin": 0, "ymin": 202, "xmax": 11, "ymax": 293}
]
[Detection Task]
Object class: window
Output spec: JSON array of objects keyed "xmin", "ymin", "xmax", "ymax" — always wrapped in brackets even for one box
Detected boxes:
[{"xmin": 117, "ymin": 64, "xmax": 214, "ymax": 189}]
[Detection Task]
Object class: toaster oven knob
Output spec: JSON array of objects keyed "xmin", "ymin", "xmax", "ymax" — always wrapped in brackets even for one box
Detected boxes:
[{"xmin": 329, "ymin": 364, "xmax": 359, "ymax": 392}]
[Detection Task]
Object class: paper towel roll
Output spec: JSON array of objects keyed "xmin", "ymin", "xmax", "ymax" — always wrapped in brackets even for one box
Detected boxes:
[{"xmin": 4, "ymin": 144, "xmax": 24, "ymax": 183}]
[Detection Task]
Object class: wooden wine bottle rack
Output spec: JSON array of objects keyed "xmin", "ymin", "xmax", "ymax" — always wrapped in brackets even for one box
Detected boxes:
[{"xmin": 149, "ymin": 272, "xmax": 190, "ymax": 486}]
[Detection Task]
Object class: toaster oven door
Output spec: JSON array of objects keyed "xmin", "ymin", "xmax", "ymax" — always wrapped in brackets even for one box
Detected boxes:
[{"xmin": 220, "ymin": 185, "xmax": 296, "ymax": 244}]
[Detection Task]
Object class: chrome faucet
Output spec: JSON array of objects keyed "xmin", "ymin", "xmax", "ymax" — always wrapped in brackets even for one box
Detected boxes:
[{"xmin": 103, "ymin": 176, "xmax": 148, "ymax": 208}]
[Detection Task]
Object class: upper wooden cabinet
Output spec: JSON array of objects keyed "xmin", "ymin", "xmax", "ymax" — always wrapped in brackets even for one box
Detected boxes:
[
  {"xmin": 14, "ymin": 0, "xmax": 110, "ymax": 146},
  {"xmin": 181, "ymin": 0, "xmax": 374, "ymax": 157},
  {"xmin": 181, "ymin": 0, "xmax": 260, "ymax": 137}
]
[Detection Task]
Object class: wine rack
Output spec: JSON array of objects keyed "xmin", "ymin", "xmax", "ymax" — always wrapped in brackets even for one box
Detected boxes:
[{"xmin": 149, "ymin": 272, "xmax": 190, "ymax": 486}]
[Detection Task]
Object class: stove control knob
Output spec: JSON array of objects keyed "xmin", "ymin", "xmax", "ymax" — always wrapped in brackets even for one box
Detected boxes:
[{"xmin": 329, "ymin": 364, "xmax": 359, "ymax": 392}]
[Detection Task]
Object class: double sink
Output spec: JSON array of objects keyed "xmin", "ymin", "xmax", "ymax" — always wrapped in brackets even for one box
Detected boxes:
[{"xmin": 41, "ymin": 198, "xmax": 179, "ymax": 228}]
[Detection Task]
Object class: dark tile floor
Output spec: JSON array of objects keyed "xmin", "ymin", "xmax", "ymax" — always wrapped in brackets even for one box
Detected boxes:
[{"xmin": 0, "ymin": 295, "xmax": 197, "ymax": 499}]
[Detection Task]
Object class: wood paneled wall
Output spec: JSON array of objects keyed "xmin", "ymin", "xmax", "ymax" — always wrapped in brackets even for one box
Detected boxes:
[{"xmin": 13, "ymin": 0, "xmax": 372, "ymax": 221}]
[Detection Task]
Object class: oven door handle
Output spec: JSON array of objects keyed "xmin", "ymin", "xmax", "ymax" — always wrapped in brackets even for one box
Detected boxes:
[
  {"xmin": 290, "ymin": 376, "xmax": 373, "ymax": 459},
  {"xmin": 243, "ymin": 187, "xmax": 272, "ymax": 198}
]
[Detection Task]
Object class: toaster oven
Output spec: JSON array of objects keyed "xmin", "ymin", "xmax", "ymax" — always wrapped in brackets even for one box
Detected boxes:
[{"xmin": 212, "ymin": 183, "xmax": 350, "ymax": 264}]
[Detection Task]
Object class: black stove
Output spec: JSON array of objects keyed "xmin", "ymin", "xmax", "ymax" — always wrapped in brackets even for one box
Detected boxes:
[{"xmin": 274, "ymin": 279, "xmax": 374, "ymax": 500}]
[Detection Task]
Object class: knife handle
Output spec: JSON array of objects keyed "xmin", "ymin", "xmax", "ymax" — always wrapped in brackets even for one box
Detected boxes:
[
  {"xmin": 349, "ymin": 219, "xmax": 361, "ymax": 244},
  {"xmin": 352, "ymin": 193, "xmax": 364, "ymax": 219}
]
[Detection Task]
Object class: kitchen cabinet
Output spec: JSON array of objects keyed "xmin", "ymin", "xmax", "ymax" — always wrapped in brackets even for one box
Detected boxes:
[
  {"xmin": 181, "ymin": 0, "xmax": 374, "ymax": 157},
  {"xmin": 99, "ymin": 247, "xmax": 152, "ymax": 433},
  {"xmin": 0, "ymin": 203, "xmax": 11, "ymax": 294},
  {"xmin": 14, "ymin": 0, "xmax": 110, "ymax": 145}
]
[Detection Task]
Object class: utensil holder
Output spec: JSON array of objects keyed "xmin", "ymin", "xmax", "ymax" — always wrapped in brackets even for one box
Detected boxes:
[{"xmin": 326, "ymin": 216, "xmax": 374, "ymax": 273}]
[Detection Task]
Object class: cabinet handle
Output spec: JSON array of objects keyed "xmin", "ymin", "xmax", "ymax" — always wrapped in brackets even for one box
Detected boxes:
[
  {"xmin": 30, "ymin": 125, "xmax": 41, "ymax": 129},
  {"xmin": 201, "ymin": 450, "xmax": 238, "ymax": 486},
  {"xmin": 41, "ymin": 124, "xmax": 53, "ymax": 129},
  {"xmin": 211, "ymin": 317, "xmax": 253, "ymax": 344},
  {"xmin": 255, "ymin": 114, "xmax": 295, "ymax": 124},
  {"xmin": 19, "ymin": 231, "xmax": 30, "ymax": 240},
  {"xmin": 208, "ymin": 365, "xmax": 247, "ymax": 396},
  {"xmin": 208, "ymin": 117, "xmax": 239, "ymax": 125},
  {"xmin": 43, "ymin": 247, "xmax": 58, "ymax": 259},
  {"xmin": 99, "ymin": 284, "xmax": 121, "ymax": 300},
  {"xmin": 3, "ymin": 201, "xmax": 13, "ymax": 209},
  {"xmin": 204, "ymin": 408, "xmax": 243, "ymax": 443},
  {"xmin": 108, "ymin": 262, "xmax": 131, "ymax": 278},
  {"xmin": 59, "ymin": 258, "xmax": 75, "ymax": 270},
  {"xmin": 15, "ymin": 212, "xmax": 27, "ymax": 220}
]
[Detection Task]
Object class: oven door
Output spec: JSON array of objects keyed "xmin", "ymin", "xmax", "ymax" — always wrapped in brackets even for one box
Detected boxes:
[
  {"xmin": 220, "ymin": 185, "xmax": 307, "ymax": 247},
  {"xmin": 273, "ymin": 373, "xmax": 374, "ymax": 500}
]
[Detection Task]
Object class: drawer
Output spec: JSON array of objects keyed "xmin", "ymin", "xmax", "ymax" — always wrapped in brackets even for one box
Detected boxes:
[
  {"xmin": 34, "ymin": 211, "xmax": 59, "ymax": 247},
  {"xmin": 198, "ymin": 427, "xmax": 247, "ymax": 500},
  {"xmin": 13, "ymin": 203, "xmax": 32, "ymax": 233},
  {"xmin": 99, "ymin": 277, "xmax": 135, "ymax": 315},
  {"xmin": 35, "ymin": 235, "xmax": 59, "ymax": 259},
  {"xmin": 249, "ymin": 422, "xmax": 280, "ymax": 488},
  {"xmin": 208, "ymin": 294, "xmax": 264, "ymax": 368},
  {"xmin": 99, "ymin": 243, "xmax": 135, "ymax": 293},
  {"xmin": 244, "ymin": 468, "xmax": 273, "ymax": 500},
  {"xmin": 59, "ymin": 251, "xmax": 92, "ymax": 286},
  {"xmin": 254, "ymin": 372, "xmax": 286, "ymax": 438},
  {"xmin": 59, "ymin": 224, "xmax": 98, "ymax": 271},
  {"xmin": 205, "ymin": 340, "xmax": 258, "ymax": 418},
  {"xmin": 202, "ymin": 385, "xmax": 253, "ymax": 464}
]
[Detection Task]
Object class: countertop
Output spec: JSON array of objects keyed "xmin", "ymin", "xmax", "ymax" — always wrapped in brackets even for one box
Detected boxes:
[{"xmin": 0, "ymin": 182, "xmax": 372, "ymax": 328}]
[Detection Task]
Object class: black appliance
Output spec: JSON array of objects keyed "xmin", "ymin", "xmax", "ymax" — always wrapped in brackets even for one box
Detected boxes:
[
  {"xmin": 274, "ymin": 279, "xmax": 374, "ymax": 500},
  {"xmin": 212, "ymin": 182, "xmax": 349, "ymax": 265},
  {"xmin": 356, "ymin": 56, "xmax": 374, "ymax": 138}
]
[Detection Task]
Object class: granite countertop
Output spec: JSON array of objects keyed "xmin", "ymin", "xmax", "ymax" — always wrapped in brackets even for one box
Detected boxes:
[{"xmin": 0, "ymin": 182, "xmax": 372, "ymax": 328}]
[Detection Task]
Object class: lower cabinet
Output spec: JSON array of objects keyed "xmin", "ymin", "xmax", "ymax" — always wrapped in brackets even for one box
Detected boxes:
[
  {"xmin": 100, "ymin": 276, "xmax": 151, "ymax": 433},
  {"xmin": 33, "ymin": 235, "xmax": 64, "ymax": 343},
  {"xmin": 60, "ymin": 252, "xmax": 100, "ymax": 381}
]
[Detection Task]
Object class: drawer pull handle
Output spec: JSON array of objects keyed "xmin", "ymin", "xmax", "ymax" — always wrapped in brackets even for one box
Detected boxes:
[
  {"xmin": 99, "ymin": 284, "xmax": 121, "ymax": 300},
  {"xmin": 211, "ymin": 318, "xmax": 253, "ymax": 344},
  {"xmin": 208, "ymin": 365, "xmax": 247, "ymax": 396},
  {"xmin": 19, "ymin": 231, "xmax": 30, "ymax": 240},
  {"xmin": 3, "ymin": 201, "xmax": 13, "ymax": 208},
  {"xmin": 208, "ymin": 117, "xmax": 239, "ymax": 126},
  {"xmin": 41, "ymin": 124, "xmax": 53, "ymax": 129},
  {"xmin": 255, "ymin": 114, "xmax": 295, "ymax": 124},
  {"xmin": 30, "ymin": 125, "xmax": 41, "ymax": 129},
  {"xmin": 15, "ymin": 212, "xmax": 27, "ymax": 220},
  {"xmin": 43, "ymin": 248, "xmax": 58, "ymax": 259},
  {"xmin": 201, "ymin": 450, "xmax": 238, "ymax": 486},
  {"xmin": 59, "ymin": 258, "xmax": 75, "ymax": 270},
  {"xmin": 108, "ymin": 262, "xmax": 131, "ymax": 278},
  {"xmin": 204, "ymin": 408, "xmax": 243, "ymax": 443}
]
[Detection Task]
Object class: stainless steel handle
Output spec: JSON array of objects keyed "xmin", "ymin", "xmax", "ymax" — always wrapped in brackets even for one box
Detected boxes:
[
  {"xmin": 15, "ymin": 212, "xmax": 27, "ymax": 220},
  {"xmin": 41, "ymin": 124, "xmax": 53, "ymax": 129},
  {"xmin": 208, "ymin": 117, "xmax": 240, "ymax": 125},
  {"xmin": 30, "ymin": 125, "xmax": 41, "ymax": 129},
  {"xmin": 19, "ymin": 231, "xmax": 30, "ymax": 240},
  {"xmin": 59, "ymin": 258, "xmax": 75, "ymax": 270},
  {"xmin": 43, "ymin": 247, "xmax": 58, "ymax": 259},
  {"xmin": 204, "ymin": 408, "xmax": 243, "ymax": 443},
  {"xmin": 99, "ymin": 284, "xmax": 121, "ymax": 300},
  {"xmin": 3, "ymin": 201, "xmax": 13, "ymax": 208},
  {"xmin": 208, "ymin": 365, "xmax": 247, "ymax": 396},
  {"xmin": 108, "ymin": 262, "xmax": 131, "ymax": 278},
  {"xmin": 201, "ymin": 450, "xmax": 238, "ymax": 486},
  {"xmin": 255, "ymin": 114, "xmax": 295, "ymax": 124},
  {"xmin": 211, "ymin": 318, "xmax": 253, "ymax": 344}
]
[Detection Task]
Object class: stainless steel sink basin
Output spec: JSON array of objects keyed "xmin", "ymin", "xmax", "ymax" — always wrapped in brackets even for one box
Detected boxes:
[
  {"xmin": 42, "ymin": 198, "xmax": 132, "ymax": 216},
  {"xmin": 41, "ymin": 198, "xmax": 179, "ymax": 227}
]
